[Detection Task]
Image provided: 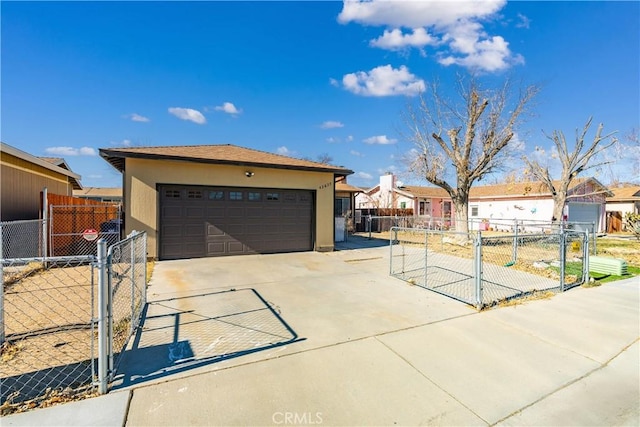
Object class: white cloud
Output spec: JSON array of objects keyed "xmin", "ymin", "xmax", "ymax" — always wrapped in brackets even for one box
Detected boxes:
[
  {"xmin": 516, "ymin": 13, "xmax": 531, "ymax": 29},
  {"xmin": 276, "ymin": 146, "xmax": 294, "ymax": 156},
  {"xmin": 45, "ymin": 146, "xmax": 96, "ymax": 156},
  {"xmin": 320, "ymin": 120, "xmax": 344, "ymax": 129},
  {"xmin": 342, "ymin": 65, "xmax": 425, "ymax": 97},
  {"xmin": 438, "ymin": 21, "xmax": 523, "ymax": 72},
  {"xmin": 350, "ymin": 150, "xmax": 364, "ymax": 157},
  {"xmin": 356, "ymin": 171, "xmax": 373, "ymax": 180},
  {"xmin": 346, "ymin": 135, "xmax": 354, "ymax": 142},
  {"xmin": 125, "ymin": 113, "xmax": 150, "ymax": 122},
  {"xmin": 214, "ymin": 102, "xmax": 242, "ymax": 115},
  {"xmin": 370, "ymin": 28, "xmax": 438, "ymax": 51},
  {"xmin": 168, "ymin": 107, "xmax": 206, "ymax": 124},
  {"xmin": 326, "ymin": 137, "xmax": 339, "ymax": 143},
  {"xmin": 111, "ymin": 139, "xmax": 132, "ymax": 147},
  {"xmin": 338, "ymin": 0, "xmax": 523, "ymax": 73},
  {"xmin": 338, "ymin": 0, "xmax": 505, "ymax": 28},
  {"xmin": 329, "ymin": 78, "xmax": 340, "ymax": 87},
  {"xmin": 363, "ymin": 135, "xmax": 397, "ymax": 145}
]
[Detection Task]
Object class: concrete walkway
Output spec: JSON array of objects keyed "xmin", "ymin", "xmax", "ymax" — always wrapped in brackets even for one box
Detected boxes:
[{"xmin": 4, "ymin": 244, "xmax": 639, "ymax": 426}]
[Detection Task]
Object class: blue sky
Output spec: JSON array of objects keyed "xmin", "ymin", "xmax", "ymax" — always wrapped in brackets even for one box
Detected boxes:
[{"xmin": 2, "ymin": 1, "xmax": 639, "ymax": 189}]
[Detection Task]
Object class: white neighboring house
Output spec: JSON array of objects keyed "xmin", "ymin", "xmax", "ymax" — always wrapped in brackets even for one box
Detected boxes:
[{"xmin": 356, "ymin": 174, "xmax": 612, "ymax": 233}]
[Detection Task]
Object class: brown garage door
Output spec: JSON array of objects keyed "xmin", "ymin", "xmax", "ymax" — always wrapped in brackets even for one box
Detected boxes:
[{"xmin": 159, "ymin": 185, "xmax": 314, "ymax": 260}]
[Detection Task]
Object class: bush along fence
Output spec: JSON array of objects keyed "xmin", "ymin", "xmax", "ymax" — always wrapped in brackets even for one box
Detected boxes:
[
  {"xmin": 0, "ymin": 224, "xmax": 146, "ymax": 415},
  {"xmin": 389, "ymin": 226, "xmax": 589, "ymax": 309}
]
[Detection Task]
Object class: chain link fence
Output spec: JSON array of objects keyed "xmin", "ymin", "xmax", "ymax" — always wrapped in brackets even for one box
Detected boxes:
[
  {"xmin": 49, "ymin": 205, "xmax": 121, "ymax": 257},
  {"xmin": 1, "ymin": 255, "xmax": 97, "ymax": 411},
  {"xmin": 1, "ymin": 218, "xmax": 147, "ymax": 415},
  {"xmin": 390, "ymin": 227, "xmax": 589, "ymax": 309},
  {"xmin": 107, "ymin": 231, "xmax": 147, "ymax": 379}
]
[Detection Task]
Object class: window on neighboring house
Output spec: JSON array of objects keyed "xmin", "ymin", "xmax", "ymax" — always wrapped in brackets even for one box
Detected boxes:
[
  {"xmin": 471, "ymin": 205, "xmax": 479, "ymax": 217},
  {"xmin": 400, "ymin": 202, "xmax": 406, "ymax": 209},
  {"xmin": 419, "ymin": 200, "xmax": 431, "ymax": 215},
  {"xmin": 443, "ymin": 201, "xmax": 451, "ymax": 217},
  {"xmin": 334, "ymin": 198, "xmax": 351, "ymax": 216}
]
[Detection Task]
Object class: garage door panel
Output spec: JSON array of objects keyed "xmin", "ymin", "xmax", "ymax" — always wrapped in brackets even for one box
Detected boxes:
[
  {"xmin": 160, "ymin": 185, "xmax": 313, "ymax": 260},
  {"xmin": 205, "ymin": 207, "xmax": 226, "ymax": 218},
  {"xmin": 227, "ymin": 241, "xmax": 246, "ymax": 254}
]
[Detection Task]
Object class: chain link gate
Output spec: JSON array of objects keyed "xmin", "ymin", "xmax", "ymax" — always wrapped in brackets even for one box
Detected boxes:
[
  {"xmin": 1, "ymin": 219, "xmax": 147, "ymax": 414},
  {"xmin": 390, "ymin": 227, "xmax": 589, "ymax": 309}
]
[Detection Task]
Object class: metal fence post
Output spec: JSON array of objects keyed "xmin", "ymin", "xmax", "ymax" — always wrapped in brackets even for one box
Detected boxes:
[
  {"xmin": 0, "ymin": 223, "xmax": 4, "ymax": 344},
  {"xmin": 389, "ymin": 227, "xmax": 395, "ymax": 275},
  {"xmin": 97, "ymin": 238, "xmax": 109, "ymax": 394},
  {"xmin": 367, "ymin": 215, "xmax": 372, "ymax": 239},
  {"xmin": 474, "ymin": 231, "xmax": 483, "ymax": 309},
  {"xmin": 42, "ymin": 187, "xmax": 48, "ymax": 260},
  {"xmin": 559, "ymin": 230, "xmax": 566, "ymax": 292},
  {"xmin": 424, "ymin": 229, "xmax": 428, "ymax": 287},
  {"xmin": 130, "ymin": 239, "xmax": 136, "ymax": 336},
  {"xmin": 591, "ymin": 222, "xmax": 597, "ymax": 255},
  {"xmin": 512, "ymin": 218, "xmax": 518, "ymax": 264},
  {"xmin": 583, "ymin": 230, "xmax": 590, "ymax": 284}
]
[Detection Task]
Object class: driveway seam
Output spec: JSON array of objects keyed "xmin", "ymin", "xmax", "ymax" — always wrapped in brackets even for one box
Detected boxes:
[
  {"xmin": 490, "ymin": 337, "xmax": 640, "ymax": 426},
  {"xmin": 373, "ymin": 335, "xmax": 490, "ymax": 426}
]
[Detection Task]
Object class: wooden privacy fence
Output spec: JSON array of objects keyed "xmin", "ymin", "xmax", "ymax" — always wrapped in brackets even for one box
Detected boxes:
[{"xmin": 44, "ymin": 193, "xmax": 121, "ymax": 256}]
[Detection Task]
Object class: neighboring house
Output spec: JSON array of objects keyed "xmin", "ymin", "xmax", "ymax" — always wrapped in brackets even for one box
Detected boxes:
[
  {"xmin": 334, "ymin": 176, "xmax": 362, "ymax": 241},
  {"xmin": 605, "ymin": 186, "xmax": 640, "ymax": 232},
  {"xmin": 99, "ymin": 144, "xmax": 353, "ymax": 260},
  {"xmin": 0, "ymin": 142, "xmax": 82, "ymax": 221},
  {"xmin": 73, "ymin": 187, "xmax": 123, "ymax": 204},
  {"xmin": 356, "ymin": 173, "xmax": 612, "ymax": 232}
]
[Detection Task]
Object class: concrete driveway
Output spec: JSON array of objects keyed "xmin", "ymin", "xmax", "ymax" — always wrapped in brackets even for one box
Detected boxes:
[{"xmin": 5, "ymin": 239, "xmax": 639, "ymax": 426}]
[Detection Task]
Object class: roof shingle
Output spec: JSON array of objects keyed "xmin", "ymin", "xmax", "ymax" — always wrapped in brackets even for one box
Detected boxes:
[{"xmin": 99, "ymin": 144, "xmax": 353, "ymax": 176}]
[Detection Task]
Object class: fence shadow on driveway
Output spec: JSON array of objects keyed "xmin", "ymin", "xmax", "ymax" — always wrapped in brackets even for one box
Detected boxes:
[
  {"xmin": 111, "ymin": 288, "xmax": 304, "ymax": 389},
  {"xmin": 335, "ymin": 234, "xmax": 390, "ymax": 250}
]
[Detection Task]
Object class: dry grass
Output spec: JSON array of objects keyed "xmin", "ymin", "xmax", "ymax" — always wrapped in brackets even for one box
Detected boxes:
[
  {"xmin": 1, "ymin": 387, "xmax": 99, "ymax": 416},
  {"xmin": 497, "ymin": 290, "xmax": 556, "ymax": 307}
]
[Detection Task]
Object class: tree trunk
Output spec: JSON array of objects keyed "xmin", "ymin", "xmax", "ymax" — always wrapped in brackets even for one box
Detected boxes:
[
  {"xmin": 453, "ymin": 200, "xmax": 469, "ymax": 235},
  {"xmin": 552, "ymin": 198, "xmax": 565, "ymax": 224}
]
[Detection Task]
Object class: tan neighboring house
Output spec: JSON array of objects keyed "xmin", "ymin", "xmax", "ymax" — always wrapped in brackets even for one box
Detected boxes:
[
  {"xmin": 99, "ymin": 144, "xmax": 353, "ymax": 260},
  {"xmin": 606, "ymin": 186, "xmax": 640, "ymax": 232},
  {"xmin": 1, "ymin": 142, "xmax": 82, "ymax": 221},
  {"xmin": 73, "ymin": 187, "xmax": 123, "ymax": 204}
]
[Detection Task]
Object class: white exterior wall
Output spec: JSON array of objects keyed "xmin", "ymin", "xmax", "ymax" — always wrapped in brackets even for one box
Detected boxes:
[
  {"xmin": 470, "ymin": 199, "xmax": 555, "ymax": 231},
  {"xmin": 606, "ymin": 201, "xmax": 638, "ymax": 216}
]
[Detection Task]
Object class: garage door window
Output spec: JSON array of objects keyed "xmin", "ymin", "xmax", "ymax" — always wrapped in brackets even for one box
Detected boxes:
[
  {"xmin": 165, "ymin": 190, "xmax": 181, "ymax": 198},
  {"xmin": 248, "ymin": 192, "xmax": 261, "ymax": 201},
  {"xmin": 284, "ymin": 194, "xmax": 296, "ymax": 203},
  {"xmin": 209, "ymin": 191, "xmax": 224, "ymax": 200},
  {"xmin": 187, "ymin": 190, "xmax": 203, "ymax": 199},
  {"xmin": 229, "ymin": 191, "xmax": 243, "ymax": 201},
  {"xmin": 267, "ymin": 192, "xmax": 279, "ymax": 201}
]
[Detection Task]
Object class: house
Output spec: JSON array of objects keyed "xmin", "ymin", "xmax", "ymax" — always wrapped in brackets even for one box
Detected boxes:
[
  {"xmin": 356, "ymin": 173, "xmax": 612, "ymax": 232},
  {"xmin": 73, "ymin": 187, "xmax": 123, "ymax": 204},
  {"xmin": 605, "ymin": 186, "xmax": 640, "ymax": 232},
  {"xmin": 99, "ymin": 144, "xmax": 353, "ymax": 260},
  {"xmin": 0, "ymin": 142, "xmax": 82, "ymax": 221}
]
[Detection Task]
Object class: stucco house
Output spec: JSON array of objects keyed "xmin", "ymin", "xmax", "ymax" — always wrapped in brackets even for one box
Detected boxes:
[
  {"xmin": 1, "ymin": 142, "xmax": 82, "ymax": 221},
  {"xmin": 99, "ymin": 144, "xmax": 353, "ymax": 260},
  {"xmin": 605, "ymin": 186, "xmax": 640, "ymax": 231},
  {"xmin": 356, "ymin": 173, "xmax": 612, "ymax": 232}
]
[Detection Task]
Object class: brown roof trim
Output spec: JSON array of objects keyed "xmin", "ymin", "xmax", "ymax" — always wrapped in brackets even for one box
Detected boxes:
[{"xmin": 99, "ymin": 144, "xmax": 353, "ymax": 176}]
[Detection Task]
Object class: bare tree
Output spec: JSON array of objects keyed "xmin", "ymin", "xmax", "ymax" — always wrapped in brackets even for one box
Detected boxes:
[
  {"xmin": 403, "ymin": 76, "xmax": 539, "ymax": 236},
  {"xmin": 523, "ymin": 117, "xmax": 617, "ymax": 222}
]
